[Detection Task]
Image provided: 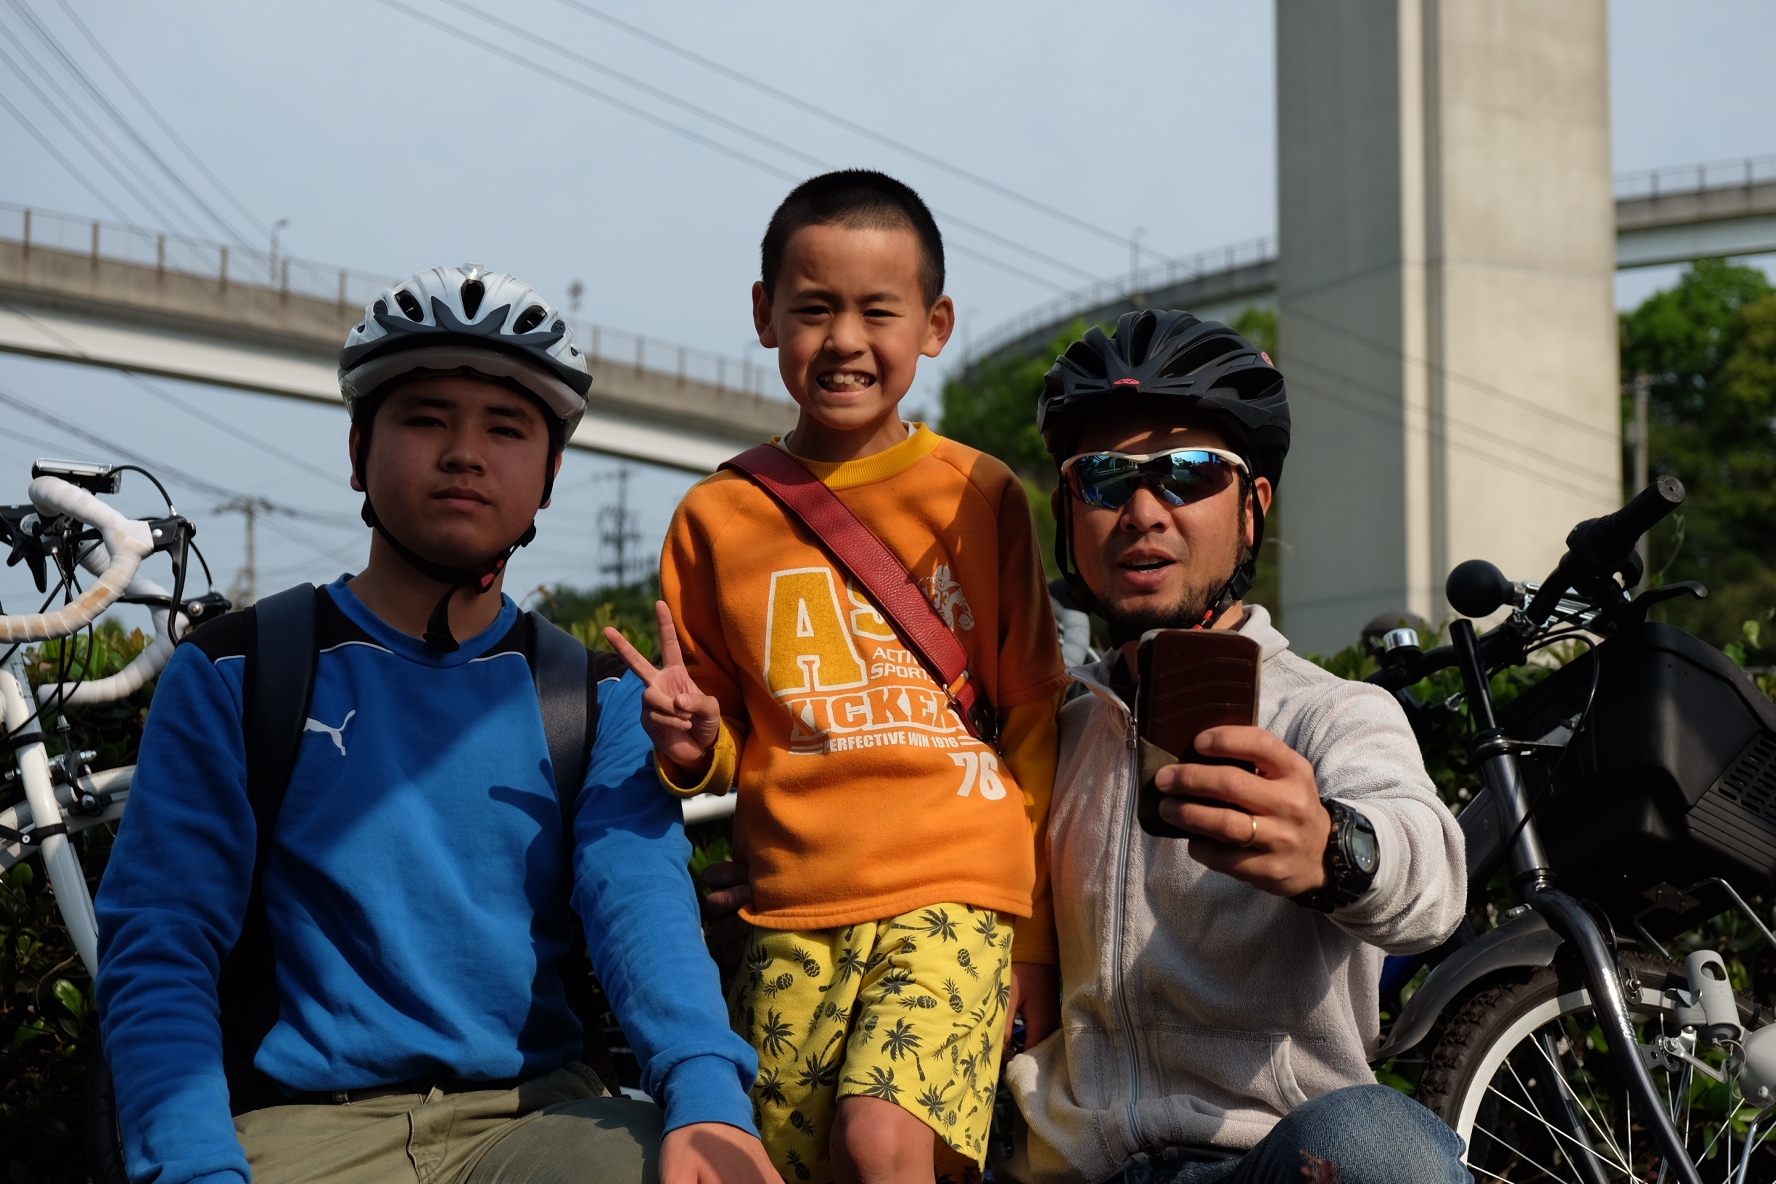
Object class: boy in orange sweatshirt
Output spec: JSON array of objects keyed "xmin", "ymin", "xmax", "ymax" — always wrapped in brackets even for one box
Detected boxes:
[{"xmin": 607, "ymin": 170, "xmax": 1067, "ymax": 1184}]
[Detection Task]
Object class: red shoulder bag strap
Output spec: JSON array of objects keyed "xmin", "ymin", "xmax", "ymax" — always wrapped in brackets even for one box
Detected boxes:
[{"xmin": 722, "ymin": 444, "xmax": 999, "ymax": 748}]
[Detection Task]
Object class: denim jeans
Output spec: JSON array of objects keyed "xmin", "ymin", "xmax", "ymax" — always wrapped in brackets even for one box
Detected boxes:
[{"xmin": 1111, "ymin": 1086, "xmax": 1471, "ymax": 1184}]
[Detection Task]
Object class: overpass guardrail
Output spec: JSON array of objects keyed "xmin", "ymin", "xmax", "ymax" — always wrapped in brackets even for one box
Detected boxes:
[{"xmin": 0, "ymin": 200, "xmax": 774, "ymax": 398}]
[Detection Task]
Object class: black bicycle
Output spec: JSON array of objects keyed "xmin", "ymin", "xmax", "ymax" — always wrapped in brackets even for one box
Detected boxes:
[{"xmin": 1364, "ymin": 477, "xmax": 1776, "ymax": 1183}]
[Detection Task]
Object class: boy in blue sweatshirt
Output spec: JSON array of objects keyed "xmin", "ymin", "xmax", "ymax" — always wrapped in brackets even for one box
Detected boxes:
[{"xmin": 94, "ymin": 266, "xmax": 776, "ymax": 1184}]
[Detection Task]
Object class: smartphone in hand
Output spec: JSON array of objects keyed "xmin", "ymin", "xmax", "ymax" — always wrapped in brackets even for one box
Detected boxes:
[{"xmin": 1134, "ymin": 629, "xmax": 1263, "ymax": 838}]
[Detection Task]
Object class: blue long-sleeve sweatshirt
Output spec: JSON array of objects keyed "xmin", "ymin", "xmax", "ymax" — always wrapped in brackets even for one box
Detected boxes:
[{"xmin": 95, "ymin": 578, "xmax": 755, "ymax": 1184}]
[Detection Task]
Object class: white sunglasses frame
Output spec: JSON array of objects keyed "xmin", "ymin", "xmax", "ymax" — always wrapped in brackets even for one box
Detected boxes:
[{"xmin": 1059, "ymin": 446, "xmax": 1249, "ymax": 478}]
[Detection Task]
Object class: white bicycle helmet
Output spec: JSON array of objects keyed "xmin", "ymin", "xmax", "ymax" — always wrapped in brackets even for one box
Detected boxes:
[
  {"xmin": 337, "ymin": 265, "xmax": 593, "ymax": 652},
  {"xmin": 339, "ymin": 265, "xmax": 591, "ymax": 436}
]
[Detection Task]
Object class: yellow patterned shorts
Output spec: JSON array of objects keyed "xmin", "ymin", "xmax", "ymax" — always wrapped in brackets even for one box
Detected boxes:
[{"xmin": 730, "ymin": 903, "xmax": 1015, "ymax": 1184}]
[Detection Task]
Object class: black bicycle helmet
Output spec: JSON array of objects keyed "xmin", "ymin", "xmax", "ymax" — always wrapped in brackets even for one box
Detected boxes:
[{"xmin": 1039, "ymin": 310, "xmax": 1292, "ymax": 628}]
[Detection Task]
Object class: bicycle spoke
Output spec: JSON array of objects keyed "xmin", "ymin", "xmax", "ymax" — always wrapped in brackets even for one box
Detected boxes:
[
  {"xmin": 1528, "ymin": 1023, "xmax": 1629, "ymax": 1168},
  {"xmin": 1487, "ymin": 1073, "xmax": 1636, "ymax": 1178},
  {"xmin": 1474, "ymin": 1120, "xmax": 1591, "ymax": 1183}
]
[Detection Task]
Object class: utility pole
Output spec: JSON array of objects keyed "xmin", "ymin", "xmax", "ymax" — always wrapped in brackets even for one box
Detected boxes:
[
  {"xmin": 596, "ymin": 466, "xmax": 641, "ymax": 588},
  {"xmin": 1632, "ymin": 373, "xmax": 1652, "ymax": 583},
  {"xmin": 270, "ymin": 217, "xmax": 289, "ymax": 283},
  {"xmin": 1129, "ymin": 228, "xmax": 1147, "ymax": 308},
  {"xmin": 216, "ymin": 497, "xmax": 274, "ymax": 607}
]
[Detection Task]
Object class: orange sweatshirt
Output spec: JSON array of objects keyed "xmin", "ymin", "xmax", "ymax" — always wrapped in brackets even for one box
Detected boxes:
[{"xmin": 660, "ymin": 425, "xmax": 1068, "ymax": 960}]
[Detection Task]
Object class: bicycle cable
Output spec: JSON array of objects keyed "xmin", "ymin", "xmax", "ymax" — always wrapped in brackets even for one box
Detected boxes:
[
  {"xmin": 1491, "ymin": 635, "xmax": 1602, "ymax": 861},
  {"xmin": 108, "ymin": 464, "xmax": 176, "ymax": 515}
]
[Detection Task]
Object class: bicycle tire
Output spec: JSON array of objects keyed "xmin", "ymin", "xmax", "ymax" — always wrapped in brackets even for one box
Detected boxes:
[
  {"xmin": 83, "ymin": 1055, "xmax": 127, "ymax": 1184},
  {"xmin": 1417, "ymin": 952, "xmax": 1769, "ymax": 1182}
]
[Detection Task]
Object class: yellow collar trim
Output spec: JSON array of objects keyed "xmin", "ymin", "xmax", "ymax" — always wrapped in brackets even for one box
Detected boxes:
[{"xmin": 773, "ymin": 423, "xmax": 941, "ymax": 490}]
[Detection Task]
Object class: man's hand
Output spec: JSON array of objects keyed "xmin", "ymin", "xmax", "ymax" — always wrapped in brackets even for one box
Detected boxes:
[
  {"xmin": 1005, "ymin": 961, "xmax": 1060, "ymax": 1056},
  {"xmin": 699, "ymin": 860, "xmax": 753, "ymax": 977},
  {"xmin": 1154, "ymin": 725, "xmax": 1332, "ymax": 897},
  {"xmin": 604, "ymin": 602, "xmax": 721, "ymax": 768},
  {"xmin": 660, "ymin": 1122, "xmax": 777, "ymax": 1184}
]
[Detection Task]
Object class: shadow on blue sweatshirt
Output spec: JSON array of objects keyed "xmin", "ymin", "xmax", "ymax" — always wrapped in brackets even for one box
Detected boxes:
[{"xmin": 95, "ymin": 578, "xmax": 754, "ymax": 1184}]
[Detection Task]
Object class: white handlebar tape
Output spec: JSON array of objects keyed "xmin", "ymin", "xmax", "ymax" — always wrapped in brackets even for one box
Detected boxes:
[
  {"xmin": 34, "ymin": 539, "xmax": 182, "ymax": 705},
  {"xmin": 0, "ymin": 477, "xmax": 155, "ymax": 644}
]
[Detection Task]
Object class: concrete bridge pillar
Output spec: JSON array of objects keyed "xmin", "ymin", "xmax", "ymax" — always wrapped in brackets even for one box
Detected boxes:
[{"xmin": 1276, "ymin": 0, "xmax": 1621, "ymax": 654}]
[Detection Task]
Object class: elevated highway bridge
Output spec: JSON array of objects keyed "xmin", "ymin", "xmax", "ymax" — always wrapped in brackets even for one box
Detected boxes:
[
  {"xmin": 2, "ymin": 152, "xmax": 1768, "ymax": 475},
  {"xmin": 0, "ymin": 203, "xmax": 795, "ymax": 475},
  {"xmin": 964, "ymin": 153, "xmax": 1776, "ymax": 378}
]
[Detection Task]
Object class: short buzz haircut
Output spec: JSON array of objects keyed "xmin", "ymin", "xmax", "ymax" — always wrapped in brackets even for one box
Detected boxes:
[{"xmin": 760, "ymin": 169, "xmax": 945, "ymax": 308}]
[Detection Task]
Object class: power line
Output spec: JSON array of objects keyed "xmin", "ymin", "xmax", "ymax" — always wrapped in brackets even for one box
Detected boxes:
[
  {"xmin": 0, "ymin": 386, "xmax": 359, "ymax": 527},
  {"xmin": 1283, "ymin": 304, "xmax": 1620, "ymax": 446},
  {"xmin": 0, "ymin": 15, "xmax": 199, "ymax": 236},
  {"xmin": 551, "ymin": 0, "xmax": 1137, "ymax": 253},
  {"xmin": 0, "ymin": 33, "xmax": 190, "ymax": 232},
  {"xmin": 0, "ymin": 295, "xmax": 348, "ymax": 487},
  {"xmin": 48, "ymin": 0, "xmax": 268, "ymax": 239},
  {"xmin": 4, "ymin": 0, "xmax": 252, "ymax": 245},
  {"xmin": 0, "ymin": 87, "xmax": 129, "ymax": 221},
  {"xmin": 126, "ymin": 375, "xmax": 345, "ymax": 485},
  {"xmin": 431, "ymin": 0, "xmax": 1100, "ymax": 285},
  {"xmin": 373, "ymin": 0, "xmax": 1073, "ymax": 294},
  {"xmin": 0, "ymin": 411, "xmax": 363, "ymax": 571}
]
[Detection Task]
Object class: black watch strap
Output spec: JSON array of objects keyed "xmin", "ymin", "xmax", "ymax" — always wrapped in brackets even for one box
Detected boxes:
[{"xmin": 1291, "ymin": 800, "xmax": 1380, "ymax": 914}]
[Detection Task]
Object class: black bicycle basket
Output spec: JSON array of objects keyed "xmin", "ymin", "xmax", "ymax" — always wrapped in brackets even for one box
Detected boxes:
[{"xmin": 1491, "ymin": 621, "xmax": 1776, "ymax": 926}]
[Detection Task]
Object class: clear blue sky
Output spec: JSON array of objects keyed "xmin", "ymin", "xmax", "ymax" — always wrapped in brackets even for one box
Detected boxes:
[{"xmin": 1, "ymin": 0, "xmax": 1772, "ymax": 620}]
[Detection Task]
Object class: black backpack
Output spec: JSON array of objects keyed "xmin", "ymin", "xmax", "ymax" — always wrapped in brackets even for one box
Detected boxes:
[{"xmin": 215, "ymin": 584, "xmax": 626, "ymax": 1113}]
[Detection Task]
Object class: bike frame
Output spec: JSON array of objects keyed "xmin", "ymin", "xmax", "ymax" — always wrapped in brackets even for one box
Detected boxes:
[{"xmin": 1445, "ymin": 618, "xmax": 1703, "ymax": 1184}]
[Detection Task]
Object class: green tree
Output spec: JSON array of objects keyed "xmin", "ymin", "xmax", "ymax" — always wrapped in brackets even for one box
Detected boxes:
[
  {"xmin": 528, "ymin": 577, "xmax": 662, "ymax": 659},
  {"xmin": 1621, "ymin": 260, "xmax": 1776, "ymax": 646},
  {"xmin": 940, "ymin": 322, "xmax": 1089, "ymax": 486}
]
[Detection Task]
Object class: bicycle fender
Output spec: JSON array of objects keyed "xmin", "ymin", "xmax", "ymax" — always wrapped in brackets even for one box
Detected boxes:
[{"xmin": 1371, "ymin": 910, "xmax": 1562, "ymax": 1061}]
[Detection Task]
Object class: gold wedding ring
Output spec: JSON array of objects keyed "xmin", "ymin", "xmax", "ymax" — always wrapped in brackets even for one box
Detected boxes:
[{"xmin": 1240, "ymin": 814, "xmax": 1259, "ymax": 848}]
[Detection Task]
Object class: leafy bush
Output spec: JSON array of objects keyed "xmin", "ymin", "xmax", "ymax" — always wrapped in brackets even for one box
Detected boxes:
[{"xmin": 4, "ymin": 622, "xmax": 155, "ymax": 1183}]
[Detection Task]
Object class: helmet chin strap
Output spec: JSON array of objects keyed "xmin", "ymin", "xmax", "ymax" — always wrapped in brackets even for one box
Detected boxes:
[{"xmin": 359, "ymin": 497, "xmax": 534, "ymax": 653}]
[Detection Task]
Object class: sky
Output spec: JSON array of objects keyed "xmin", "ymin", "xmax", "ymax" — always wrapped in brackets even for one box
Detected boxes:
[{"xmin": 1, "ymin": 0, "xmax": 1773, "ymax": 629}]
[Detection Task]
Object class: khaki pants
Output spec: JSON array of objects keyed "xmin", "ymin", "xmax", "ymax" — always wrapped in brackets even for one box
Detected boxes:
[{"xmin": 235, "ymin": 1064, "xmax": 662, "ymax": 1184}]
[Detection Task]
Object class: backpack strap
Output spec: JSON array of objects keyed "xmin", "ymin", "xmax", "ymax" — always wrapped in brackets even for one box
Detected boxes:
[
  {"xmin": 219, "ymin": 583, "xmax": 318, "ymax": 1115},
  {"xmin": 527, "ymin": 610, "xmax": 625, "ymax": 1095},
  {"xmin": 531, "ymin": 613, "xmax": 591, "ymax": 830},
  {"xmin": 722, "ymin": 444, "xmax": 999, "ymax": 747}
]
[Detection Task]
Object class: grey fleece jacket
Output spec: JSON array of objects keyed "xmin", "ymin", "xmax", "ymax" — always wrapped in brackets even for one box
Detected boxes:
[{"xmin": 1003, "ymin": 606, "xmax": 1465, "ymax": 1184}]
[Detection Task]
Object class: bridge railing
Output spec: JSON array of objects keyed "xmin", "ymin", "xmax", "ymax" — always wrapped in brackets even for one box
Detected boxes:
[
  {"xmin": 568, "ymin": 321, "xmax": 774, "ymax": 397},
  {"xmin": 964, "ymin": 234, "xmax": 1278, "ymax": 367},
  {"xmin": 1613, "ymin": 154, "xmax": 1776, "ymax": 201},
  {"xmin": 0, "ymin": 200, "xmax": 391, "ymax": 309},
  {"xmin": 0, "ymin": 200, "xmax": 775, "ymax": 398}
]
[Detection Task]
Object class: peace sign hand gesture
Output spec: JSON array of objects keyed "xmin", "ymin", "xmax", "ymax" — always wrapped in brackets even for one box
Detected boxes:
[{"xmin": 603, "ymin": 601, "xmax": 722, "ymax": 769}]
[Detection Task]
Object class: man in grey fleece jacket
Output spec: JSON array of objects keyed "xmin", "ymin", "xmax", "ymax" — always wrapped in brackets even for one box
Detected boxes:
[{"xmin": 1004, "ymin": 312, "xmax": 1470, "ymax": 1184}]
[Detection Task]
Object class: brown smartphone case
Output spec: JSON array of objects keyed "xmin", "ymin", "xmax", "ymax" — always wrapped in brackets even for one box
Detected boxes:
[{"xmin": 1134, "ymin": 629, "xmax": 1263, "ymax": 838}]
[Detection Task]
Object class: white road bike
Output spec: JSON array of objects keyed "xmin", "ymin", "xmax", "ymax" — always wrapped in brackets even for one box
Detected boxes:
[{"xmin": 1, "ymin": 460, "xmax": 229, "ymax": 975}]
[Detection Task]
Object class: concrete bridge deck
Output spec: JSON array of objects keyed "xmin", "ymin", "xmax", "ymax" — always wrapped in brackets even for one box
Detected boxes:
[
  {"xmin": 965, "ymin": 153, "xmax": 1776, "ymax": 377},
  {"xmin": 0, "ymin": 203, "xmax": 795, "ymax": 474}
]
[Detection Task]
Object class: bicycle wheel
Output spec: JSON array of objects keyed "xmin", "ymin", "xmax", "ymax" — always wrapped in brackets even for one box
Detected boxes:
[
  {"xmin": 83, "ymin": 1055, "xmax": 127, "ymax": 1184},
  {"xmin": 1417, "ymin": 952, "xmax": 1772, "ymax": 1182}
]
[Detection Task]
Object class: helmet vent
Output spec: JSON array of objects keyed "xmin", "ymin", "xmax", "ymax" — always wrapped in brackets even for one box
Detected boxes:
[
  {"xmin": 1124, "ymin": 311, "xmax": 1158, "ymax": 366},
  {"xmin": 552, "ymin": 320, "xmax": 565, "ymax": 335},
  {"xmin": 1159, "ymin": 337, "xmax": 1238, "ymax": 381},
  {"xmin": 513, "ymin": 305, "xmax": 548, "ymax": 334},
  {"xmin": 394, "ymin": 289, "xmax": 425, "ymax": 321},
  {"xmin": 373, "ymin": 299, "xmax": 387, "ymax": 316},
  {"xmin": 460, "ymin": 278, "xmax": 485, "ymax": 320}
]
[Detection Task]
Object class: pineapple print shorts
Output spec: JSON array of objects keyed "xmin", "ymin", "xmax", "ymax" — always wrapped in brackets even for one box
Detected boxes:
[{"xmin": 730, "ymin": 902, "xmax": 1015, "ymax": 1184}]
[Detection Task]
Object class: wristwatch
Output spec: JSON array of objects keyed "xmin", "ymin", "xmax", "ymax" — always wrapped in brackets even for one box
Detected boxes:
[{"xmin": 1291, "ymin": 800, "xmax": 1380, "ymax": 913}]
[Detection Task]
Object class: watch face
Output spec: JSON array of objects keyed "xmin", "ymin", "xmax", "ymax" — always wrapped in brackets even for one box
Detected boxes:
[{"xmin": 1349, "ymin": 826, "xmax": 1379, "ymax": 875}]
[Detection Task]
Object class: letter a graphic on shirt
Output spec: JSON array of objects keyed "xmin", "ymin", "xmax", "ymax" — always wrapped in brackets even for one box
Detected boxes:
[{"xmin": 764, "ymin": 568, "xmax": 868, "ymax": 696}]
